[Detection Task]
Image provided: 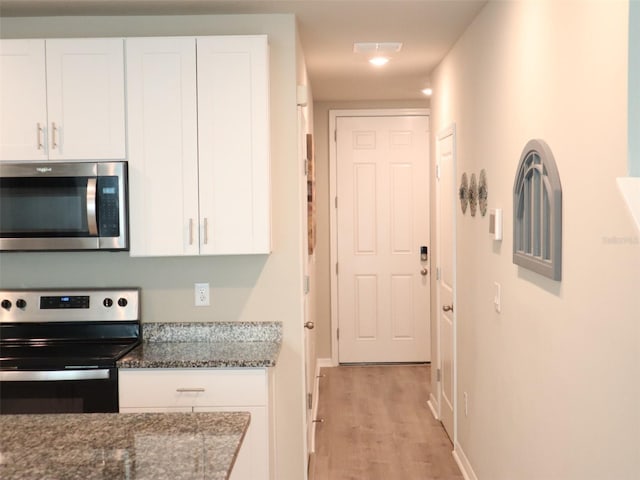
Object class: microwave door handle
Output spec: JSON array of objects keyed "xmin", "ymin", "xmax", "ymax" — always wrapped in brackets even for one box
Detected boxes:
[{"xmin": 86, "ymin": 178, "xmax": 98, "ymax": 236}]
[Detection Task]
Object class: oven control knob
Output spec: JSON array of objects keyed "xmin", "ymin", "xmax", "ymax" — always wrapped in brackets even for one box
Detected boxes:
[
  {"xmin": 16, "ymin": 299, "xmax": 27, "ymax": 309},
  {"xmin": 117, "ymin": 297, "xmax": 128, "ymax": 307},
  {"xmin": 103, "ymin": 298, "xmax": 113, "ymax": 308},
  {"xmin": 1, "ymin": 299, "xmax": 11, "ymax": 310}
]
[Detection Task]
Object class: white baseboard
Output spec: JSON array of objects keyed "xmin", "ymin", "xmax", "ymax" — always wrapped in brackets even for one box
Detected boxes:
[
  {"xmin": 316, "ymin": 357, "xmax": 334, "ymax": 368},
  {"xmin": 309, "ymin": 359, "xmax": 333, "ymax": 453},
  {"xmin": 453, "ymin": 441, "xmax": 478, "ymax": 480},
  {"xmin": 427, "ymin": 393, "xmax": 439, "ymax": 420}
]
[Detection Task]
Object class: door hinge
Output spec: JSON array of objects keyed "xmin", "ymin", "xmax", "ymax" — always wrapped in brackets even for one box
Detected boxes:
[
  {"xmin": 437, "ymin": 368, "xmax": 441, "ymax": 382},
  {"xmin": 334, "ymin": 129, "xmax": 337, "ymax": 142},
  {"xmin": 436, "ymin": 267, "xmax": 441, "ymax": 280},
  {"xmin": 334, "ymin": 196, "xmax": 338, "ymax": 208},
  {"xmin": 335, "ymin": 262, "xmax": 339, "ymax": 275},
  {"xmin": 337, "ymin": 328, "xmax": 340, "ymax": 340},
  {"xmin": 307, "ymin": 392, "xmax": 313, "ymax": 410},
  {"xmin": 303, "ymin": 275, "xmax": 310, "ymax": 294},
  {"xmin": 436, "ymin": 164, "xmax": 441, "ymax": 180}
]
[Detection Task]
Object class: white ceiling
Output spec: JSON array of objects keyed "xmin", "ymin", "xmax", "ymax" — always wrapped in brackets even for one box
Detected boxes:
[{"xmin": 0, "ymin": 0, "xmax": 487, "ymax": 101}]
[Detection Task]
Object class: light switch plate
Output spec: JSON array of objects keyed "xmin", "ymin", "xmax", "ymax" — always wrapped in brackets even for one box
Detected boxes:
[{"xmin": 489, "ymin": 208, "xmax": 503, "ymax": 240}]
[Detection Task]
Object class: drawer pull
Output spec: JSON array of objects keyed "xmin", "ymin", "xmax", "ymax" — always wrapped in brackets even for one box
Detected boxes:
[{"xmin": 176, "ymin": 387, "xmax": 205, "ymax": 393}]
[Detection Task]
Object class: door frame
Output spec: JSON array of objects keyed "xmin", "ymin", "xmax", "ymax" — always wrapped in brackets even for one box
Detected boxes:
[
  {"xmin": 434, "ymin": 123, "xmax": 457, "ymax": 443},
  {"xmin": 298, "ymin": 104, "xmax": 317, "ymax": 469},
  {"xmin": 329, "ymin": 108, "xmax": 430, "ymax": 366}
]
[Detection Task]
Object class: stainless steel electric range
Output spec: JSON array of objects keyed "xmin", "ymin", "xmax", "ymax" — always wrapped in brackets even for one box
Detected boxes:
[{"xmin": 0, "ymin": 288, "xmax": 140, "ymax": 414}]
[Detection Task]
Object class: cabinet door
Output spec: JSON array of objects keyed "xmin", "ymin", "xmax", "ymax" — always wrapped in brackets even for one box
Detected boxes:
[
  {"xmin": 194, "ymin": 405, "xmax": 269, "ymax": 480},
  {"xmin": 196, "ymin": 35, "xmax": 271, "ymax": 255},
  {"xmin": 118, "ymin": 368, "xmax": 267, "ymax": 408},
  {"xmin": 45, "ymin": 38, "xmax": 125, "ymax": 160},
  {"xmin": 125, "ymin": 37, "xmax": 199, "ymax": 256},
  {"xmin": 0, "ymin": 39, "xmax": 48, "ymax": 161}
]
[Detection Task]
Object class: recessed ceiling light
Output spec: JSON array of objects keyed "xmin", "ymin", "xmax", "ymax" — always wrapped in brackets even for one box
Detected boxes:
[
  {"xmin": 369, "ymin": 56, "xmax": 390, "ymax": 67},
  {"xmin": 422, "ymin": 87, "xmax": 433, "ymax": 96},
  {"xmin": 354, "ymin": 42, "xmax": 402, "ymax": 67}
]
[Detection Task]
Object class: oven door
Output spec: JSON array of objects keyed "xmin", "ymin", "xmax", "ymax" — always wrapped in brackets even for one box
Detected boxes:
[{"xmin": 0, "ymin": 367, "xmax": 119, "ymax": 414}]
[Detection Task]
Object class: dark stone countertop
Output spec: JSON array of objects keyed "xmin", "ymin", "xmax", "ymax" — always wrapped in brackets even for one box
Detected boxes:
[
  {"xmin": 117, "ymin": 322, "xmax": 282, "ymax": 369},
  {"xmin": 0, "ymin": 411, "xmax": 250, "ymax": 480}
]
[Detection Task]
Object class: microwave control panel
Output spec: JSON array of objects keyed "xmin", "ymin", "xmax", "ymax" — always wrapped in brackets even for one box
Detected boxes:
[{"xmin": 97, "ymin": 177, "xmax": 120, "ymax": 237}]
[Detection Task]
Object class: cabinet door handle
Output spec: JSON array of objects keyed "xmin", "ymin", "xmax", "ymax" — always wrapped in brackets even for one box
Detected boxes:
[
  {"xmin": 189, "ymin": 218, "xmax": 194, "ymax": 245},
  {"xmin": 36, "ymin": 123, "xmax": 44, "ymax": 150},
  {"xmin": 203, "ymin": 218, "xmax": 209, "ymax": 245},
  {"xmin": 176, "ymin": 387, "xmax": 205, "ymax": 393},
  {"xmin": 51, "ymin": 122, "xmax": 58, "ymax": 149}
]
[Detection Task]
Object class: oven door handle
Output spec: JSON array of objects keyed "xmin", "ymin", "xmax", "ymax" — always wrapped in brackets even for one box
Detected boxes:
[
  {"xmin": 87, "ymin": 177, "xmax": 98, "ymax": 236},
  {"xmin": 0, "ymin": 369, "xmax": 110, "ymax": 382}
]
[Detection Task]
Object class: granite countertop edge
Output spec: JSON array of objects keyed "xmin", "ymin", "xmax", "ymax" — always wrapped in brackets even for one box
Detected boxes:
[
  {"xmin": 117, "ymin": 351, "xmax": 280, "ymax": 369},
  {"xmin": 117, "ymin": 321, "xmax": 282, "ymax": 369},
  {"xmin": 0, "ymin": 412, "xmax": 250, "ymax": 480}
]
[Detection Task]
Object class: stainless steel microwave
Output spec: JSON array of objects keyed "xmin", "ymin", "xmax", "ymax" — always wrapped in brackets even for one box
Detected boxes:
[{"xmin": 0, "ymin": 161, "xmax": 128, "ymax": 251}]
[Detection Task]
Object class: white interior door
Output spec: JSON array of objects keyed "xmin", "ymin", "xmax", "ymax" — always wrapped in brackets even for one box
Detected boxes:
[
  {"xmin": 436, "ymin": 126, "xmax": 456, "ymax": 440},
  {"xmin": 336, "ymin": 114, "xmax": 430, "ymax": 363}
]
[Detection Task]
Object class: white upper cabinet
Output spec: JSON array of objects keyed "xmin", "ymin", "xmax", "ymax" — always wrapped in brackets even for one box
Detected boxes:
[
  {"xmin": 0, "ymin": 38, "xmax": 126, "ymax": 161},
  {"xmin": 0, "ymin": 40, "xmax": 48, "ymax": 161},
  {"xmin": 45, "ymin": 39, "xmax": 126, "ymax": 160},
  {"xmin": 126, "ymin": 35, "xmax": 271, "ymax": 256},
  {"xmin": 196, "ymin": 36, "xmax": 271, "ymax": 255},
  {"xmin": 126, "ymin": 37, "xmax": 200, "ymax": 256}
]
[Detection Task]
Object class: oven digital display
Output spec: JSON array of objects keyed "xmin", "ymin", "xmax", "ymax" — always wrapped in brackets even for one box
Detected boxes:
[{"xmin": 40, "ymin": 296, "xmax": 90, "ymax": 309}]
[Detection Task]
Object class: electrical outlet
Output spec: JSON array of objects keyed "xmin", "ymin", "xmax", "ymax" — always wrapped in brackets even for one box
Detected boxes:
[{"xmin": 194, "ymin": 283, "xmax": 210, "ymax": 306}]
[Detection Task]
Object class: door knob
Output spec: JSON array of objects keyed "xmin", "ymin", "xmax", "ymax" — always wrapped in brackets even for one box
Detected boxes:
[
  {"xmin": 442, "ymin": 305, "xmax": 453, "ymax": 312},
  {"xmin": 304, "ymin": 321, "xmax": 315, "ymax": 329},
  {"xmin": 420, "ymin": 267, "xmax": 428, "ymax": 276}
]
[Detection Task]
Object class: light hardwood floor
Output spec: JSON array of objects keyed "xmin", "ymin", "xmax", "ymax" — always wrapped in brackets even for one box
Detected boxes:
[{"xmin": 309, "ymin": 365, "xmax": 464, "ymax": 480}]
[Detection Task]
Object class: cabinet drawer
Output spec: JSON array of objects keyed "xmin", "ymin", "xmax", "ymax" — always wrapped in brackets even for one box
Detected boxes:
[{"xmin": 119, "ymin": 368, "xmax": 267, "ymax": 408}]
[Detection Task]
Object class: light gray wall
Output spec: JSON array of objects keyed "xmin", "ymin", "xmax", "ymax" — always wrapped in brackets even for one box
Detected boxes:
[
  {"xmin": 430, "ymin": 1, "xmax": 639, "ymax": 478},
  {"xmin": 0, "ymin": 14, "xmax": 307, "ymax": 480}
]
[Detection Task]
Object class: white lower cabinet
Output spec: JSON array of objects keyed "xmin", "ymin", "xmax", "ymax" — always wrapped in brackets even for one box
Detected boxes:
[{"xmin": 119, "ymin": 368, "xmax": 273, "ymax": 480}]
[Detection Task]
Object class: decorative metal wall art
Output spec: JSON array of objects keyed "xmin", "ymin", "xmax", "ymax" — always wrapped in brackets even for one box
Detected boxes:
[
  {"xmin": 459, "ymin": 173, "xmax": 469, "ymax": 214},
  {"xmin": 478, "ymin": 169, "xmax": 488, "ymax": 217},
  {"xmin": 469, "ymin": 173, "xmax": 478, "ymax": 217},
  {"xmin": 459, "ymin": 170, "xmax": 489, "ymax": 217}
]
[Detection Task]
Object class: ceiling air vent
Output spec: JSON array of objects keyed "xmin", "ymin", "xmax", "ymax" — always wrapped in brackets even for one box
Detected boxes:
[{"xmin": 353, "ymin": 42, "xmax": 403, "ymax": 54}]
